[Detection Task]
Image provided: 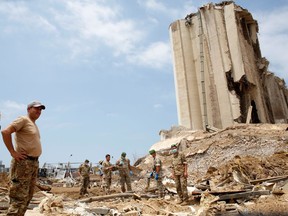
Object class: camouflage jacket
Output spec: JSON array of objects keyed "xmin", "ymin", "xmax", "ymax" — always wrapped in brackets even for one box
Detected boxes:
[
  {"xmin": 153, "ymin": 156, "xmax": 163, "ymax": 176},
  {"xmin": 171, "ymin": 152, "xmax": 187, "ymax": 176},
  {"xmin": 79, "ymin": 163, "xmax": 90, "ymax": 177},
  {"xmin": 102, "ymin": 160, "xmax": 113, "ymax": 178}
]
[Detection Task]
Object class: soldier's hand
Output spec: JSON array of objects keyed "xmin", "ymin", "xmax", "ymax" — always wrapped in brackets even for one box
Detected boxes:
[
  {"xmin": 155, "ymin": 173, "xmax": 159, "ymax": 180},
  {"xmin": 184, "ymin": 172, "xmax": 188, "ymax": 178},
  {"xmin": 11, "ymin": 151, "xmax": 26, "ymax": 161}
]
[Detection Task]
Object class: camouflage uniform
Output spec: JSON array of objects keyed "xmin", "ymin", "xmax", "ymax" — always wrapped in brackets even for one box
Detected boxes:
[
  {"xmin": 116, "ymin": 157, "xmax": 132, "ymax": 192},
  {"xmin": 102, "ymin": 160, "xmax": 112, "ymax": 194},
  {"xmin": 7, "ymin": 158, "xmax": 39, "ymax": 216},
  {"xmin": 78, "ymin": 163, "xmax": 90, "ymax": 195},
  {"xmin": 153, "ymin": 156, "xmax": 165, "ymax": 197},
  {"xmin": 2, "ymin": 102, "xmax": 46, "ymax": 216},
  {"xmin": 171, "ymin": 152, "xmax": 188, "ymax": 202}
]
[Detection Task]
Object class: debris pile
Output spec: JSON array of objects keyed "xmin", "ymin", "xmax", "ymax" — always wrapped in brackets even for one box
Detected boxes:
[{"xmin": 0, "ymin": 124, "xmax": 287, "ymax": 215}]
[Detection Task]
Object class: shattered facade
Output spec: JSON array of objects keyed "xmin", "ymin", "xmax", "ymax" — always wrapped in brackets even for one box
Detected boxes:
[{"xmin": 169, "ymin": 1, "xmax": 288, "ymax": 130}]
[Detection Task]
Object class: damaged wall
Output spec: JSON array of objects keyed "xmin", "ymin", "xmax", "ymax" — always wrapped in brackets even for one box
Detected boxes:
[{"xmin": 169, "ymin": 1, "xmax": 288, "ymax": 130}]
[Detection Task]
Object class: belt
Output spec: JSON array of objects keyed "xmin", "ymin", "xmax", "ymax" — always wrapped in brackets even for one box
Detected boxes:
[{"xmin": 26, "ymin": 156, "xmax": 39, "ymax": 161}]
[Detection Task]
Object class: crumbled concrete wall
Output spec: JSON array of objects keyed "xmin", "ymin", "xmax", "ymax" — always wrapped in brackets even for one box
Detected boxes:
[{"xmin": 169, "ymin": 1, "xmax": 288, "ymax": 130}]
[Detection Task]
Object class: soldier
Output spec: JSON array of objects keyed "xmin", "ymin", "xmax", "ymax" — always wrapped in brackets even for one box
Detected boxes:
[
  {"xmin": 116, "ymin": 152, "xmax": 132, "ymax": 192},
  {"xmin": 102, "ymin": 154, "xmax": 114, "ymax": 194},
  {"xmin": 147, "ymin": 149, "xmax": 165, "ymax": 198},
  {"xmin": 171, "ymin": 143, "xmax": 189, "ymax": 205},
  {"xmin": 78, "ymin": 159, "xmax": 91, "ymax": 196},
  {"xmin": 1, "ymin": 101, "xmax": 46, "ymax": 216}
]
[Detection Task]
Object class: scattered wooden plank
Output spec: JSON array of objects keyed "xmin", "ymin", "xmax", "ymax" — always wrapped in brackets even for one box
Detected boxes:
[
  {"xmin": 80, "ymin": 192, "xmax": 141, "ymax": 203},
  {"xmin": 215, "ymin": 178, "xmax": 230, "ymax": 188},
  {"xmin": 218, "ymin": 190, "xmax": 270, "ymax": 201},
  {"xmin": 192, "ymin": 190, "xmax": 246, "ymax": 196},
  {"xmin": 250, "ymin": 175, "xmax": 288, "ymax": 184}
]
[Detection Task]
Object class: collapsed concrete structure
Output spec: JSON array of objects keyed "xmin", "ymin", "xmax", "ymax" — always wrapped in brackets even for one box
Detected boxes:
[{"xmin": 169, "ymin": 1, "xmax": 288, "ymax": 130}]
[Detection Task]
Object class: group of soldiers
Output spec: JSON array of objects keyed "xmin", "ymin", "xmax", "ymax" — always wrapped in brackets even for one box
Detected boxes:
[
  {"xmin": 78, "ymin": 144, "xmax": 189, "ymax": 205},
  {"xmin": 78, "ymin": 152, "xmax": 133, "ymax": 196},
  {"xmin": 147, "ymin": 143, "xmax": 189, "ymax": 205}
]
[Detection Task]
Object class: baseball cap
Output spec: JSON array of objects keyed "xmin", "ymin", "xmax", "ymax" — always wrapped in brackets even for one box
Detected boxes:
[{"xmin": 27, "ymin": 101, "xmax": 46, "ymax": 110}]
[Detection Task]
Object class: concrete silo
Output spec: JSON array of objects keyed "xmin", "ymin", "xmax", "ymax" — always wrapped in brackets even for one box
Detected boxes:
[{"xmin": 169, "ymin": 2, "xmax": 288, "ymax": 130}]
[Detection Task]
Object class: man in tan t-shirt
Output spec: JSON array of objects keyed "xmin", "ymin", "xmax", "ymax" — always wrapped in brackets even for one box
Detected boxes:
[
  {"xmin": 1, "ymin": 101, "xmax": 45, "ymax": 216},
  {"xmin": 102, "ymin": 154, "xmax": 114, "ymax": 194}
]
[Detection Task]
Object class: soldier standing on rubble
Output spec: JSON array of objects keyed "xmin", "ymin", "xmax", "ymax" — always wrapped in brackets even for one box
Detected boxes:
[
  {"xmin": 147, "ymin": 149, "xmax": 165, "ymax": 198},
  {"xmin": 78, "ymin": 159, "xmax": 91, "ymax": 196},
  {"xmin": 102, "ymin": 154, "xmax": 114, "ymax": 194},
  {"xmin": 171, "ymin": 143, "xmax": 189, "ymax": 205},
  {"xmin": 1, "ymin": 101, "xmax": 46, "ymax": 216},
  {"xmin": 116, "ymin": 152, "xmax": 132, "ymax": 192}
]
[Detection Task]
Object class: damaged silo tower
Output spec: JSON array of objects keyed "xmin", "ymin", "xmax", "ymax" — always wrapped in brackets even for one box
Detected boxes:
[{"xmin": 169, "ymin": 1, "xmax": 288, "ymax": 130}]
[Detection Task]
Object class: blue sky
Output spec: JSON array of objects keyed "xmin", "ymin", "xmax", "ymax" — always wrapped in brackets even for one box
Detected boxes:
[{"xmin": 0, "ymin": 0, "xmax": 287, "ymax": 167}]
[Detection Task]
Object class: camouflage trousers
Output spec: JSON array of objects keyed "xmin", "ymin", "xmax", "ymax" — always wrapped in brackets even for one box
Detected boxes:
[
  {"xmin": 103, "ymin": 176, "xmax": 112, "ymax": 194},
  {"xmin": 80, "ymin": 176, "xmax": 90, "ymax": 195},
  {"xmin": 156, "ymin": 177, "xmax": 165, "ymax": 198},
  {"xmin": 7, "ymin": 158, "xmax": 39, "ymax": 216},
  {"xmin": 119, "ymin": 172, "xmax": 132, "ymax": 192},
  {"xmin": 174, "ymin": 175, "xmax": 188, "ymax": 201}
]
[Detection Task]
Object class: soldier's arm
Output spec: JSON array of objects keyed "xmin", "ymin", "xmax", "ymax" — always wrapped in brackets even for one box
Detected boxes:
[
  {"xmin": 128, "ymin": 159, "xmax": 132, "ymax": 171},
  {"xmin": 78, "ymin": 166, "xmax": 82, "ymax": 176},
  {"xmin": 155, "ymin": 165, "xmax": 160, "ymax": 174},
  {"xmin": 171, "ymin": 163, "xmax": 175, "ymax": 179},
  {"xmin": 182, "ymin": 154, "xmax": 188, "ymax": 178},
  {"xmin": 1, "ymin": 125, "xmax": 26, "ymax": 161}
]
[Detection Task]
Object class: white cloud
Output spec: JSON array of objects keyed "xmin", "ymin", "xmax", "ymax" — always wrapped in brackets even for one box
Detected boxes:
[
  {"xmin": 0, "ymin": 100, "xmax": 26, "ymax": 123},
  {"xmin": 2, "ymin": 100, "xmax": 25, "ymax": 110},
  {"xmin": 0, "ymin": 0, "xmax": 177, "ymax": 70},
  {"xmin": 255, "ymin": 7, "xmax": 288, "ymax": 82},
  {"xmin": 0, "ymin": 1, "xmax": 57, "ymax": 33},
  {"xmin": 137, "ymin": 0, "xmax": 198, "ymax": 21},
  {"xmin": 141, "ymin": 0, "xmax": 167, "ymax": 11},
  {"xmin": 54, "ymin": 0, "xmax": 144, "ymax": 56},
  {"xmin": 127, "ymin": 41, "xmax": 172, "ymax": 69}
]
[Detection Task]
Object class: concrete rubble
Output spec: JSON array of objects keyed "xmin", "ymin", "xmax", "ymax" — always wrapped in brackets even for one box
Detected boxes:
[{"xmin": 0, "ymin": 123, "xmax": 287, "ymax": 215}]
